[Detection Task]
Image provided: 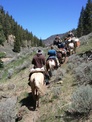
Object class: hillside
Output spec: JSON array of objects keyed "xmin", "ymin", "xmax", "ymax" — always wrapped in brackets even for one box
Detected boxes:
[
  {"xmin": 43, "ymin": 29, "xmax": 76, "ymax": 46},
  {"xmin": 0, "ymin": 33, "xmax": 92, "ymax": 122},
  {"xmin": 43, "ymin": 33, "xmax": 65, "ymax": 46}
]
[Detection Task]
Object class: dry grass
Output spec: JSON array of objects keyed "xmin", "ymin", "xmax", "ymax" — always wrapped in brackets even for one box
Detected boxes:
[
  {"xmin": 0, "ymin": 33, "xmax": 92, "ymax": 122},
  {"xmin": 37, "ymin": 69, "xmax": 75, "ymax": 122}
]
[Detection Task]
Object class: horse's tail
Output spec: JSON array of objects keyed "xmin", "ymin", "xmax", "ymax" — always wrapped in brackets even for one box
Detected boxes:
[
  {"xmin": 34, "ymin": 77, "xmax": 46, "ymax": 97},
  {"xmin": 46, "ymin": 60, "xmax": 50, "ymax": 71}
]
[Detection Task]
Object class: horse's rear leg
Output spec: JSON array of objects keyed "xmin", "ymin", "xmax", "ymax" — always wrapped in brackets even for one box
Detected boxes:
[
  {"xmin": 36, "ymin": 99, "xmax": 39, "ymax": 108},
  {"xmin": 35, "ymin": 89, "xmax": 40, "ymax": 109},
  {"xmin": 49, "ymin": 70, "xmax": 52, "ymax": 77},
  {"xmin": 31, "ymin": 89, "xmax": 36, "ymax": 110}
]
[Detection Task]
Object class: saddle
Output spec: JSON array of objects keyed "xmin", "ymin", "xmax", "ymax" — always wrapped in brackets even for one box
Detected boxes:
[
  {"xmin": 57, "ymin": 48, "xmax": 66, "ymax": 54},
  {"xmin": 28, "ymin": 67, "xmax": 45, "ymax": 82},
  {"xmin": 30, "ymin": 67, "xmax": 45, "ymax": 73}
]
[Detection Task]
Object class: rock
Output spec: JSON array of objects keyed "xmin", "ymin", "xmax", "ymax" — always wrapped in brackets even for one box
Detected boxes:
[
  {"xmin": 57, "ymin": 80, "xmax": 63, "ymax": 84},
  {"xmin": 0, "ymin": 96, "xmax": 17, "ymax": 122}
]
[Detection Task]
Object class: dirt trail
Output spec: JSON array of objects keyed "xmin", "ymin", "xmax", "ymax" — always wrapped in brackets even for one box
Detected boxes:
[{"xmin": 20, "ymin": 57, "xmax": 70, "ymax": 122}]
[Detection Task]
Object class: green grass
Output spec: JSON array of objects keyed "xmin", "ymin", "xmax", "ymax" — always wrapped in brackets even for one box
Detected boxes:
[
  {"xmin": 0, "ymin": 53, "xmax": 33, "ymax": 82},
  {"xmin": 37, "ymin": 70, "xmax": 75, "ymax": 122},
  {"xmin": 0, "ymin": 48, "xmax": 47, "ymax": 82},
  {"xmin": 76, "ymin": 38, "xmax": 92, "ymax": 54}
]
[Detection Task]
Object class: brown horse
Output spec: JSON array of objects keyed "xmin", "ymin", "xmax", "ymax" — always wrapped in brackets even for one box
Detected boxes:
[
  {"xmin": 29, "ymin": 72, "xmax": 46, "ymax": 110},
  {"xmin": 57, "ymin": 49, "xmax": 67, "ymax": 64},
  {"xmin": 67, "ymin": 37, "xmax": 80, "ymax": 55}
]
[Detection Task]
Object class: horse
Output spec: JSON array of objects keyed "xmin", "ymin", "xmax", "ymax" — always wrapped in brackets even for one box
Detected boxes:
[
  {"xmin": 29, "ymin": 71, "xmax": 46, "ymax": 110},
  {"xmin": 73, "ymin": 37, "xmax": 80, "ymax": 53},
  {"xmin": 68, "ymin": 41, "xmax": 75, "ymax": 55},
  {"xmin": 67, "ymin": 37, "xmax": 80, "ymax": 54},
  {"xmin": 57, "ymin": 49, "xmax": 67, "ymax": 64},
  {"xmin": 65, "ymin": 38, "xmax": 75, "ymax": 56},
  {"xmin": 46, "ymin": 58, "xmax": 57, "ymax": 77}
]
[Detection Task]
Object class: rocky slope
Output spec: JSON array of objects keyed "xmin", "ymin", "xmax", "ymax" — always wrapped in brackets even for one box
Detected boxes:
[{"xmin": 0, "ymin": 32, "xmax": 92, "ymax": 122}]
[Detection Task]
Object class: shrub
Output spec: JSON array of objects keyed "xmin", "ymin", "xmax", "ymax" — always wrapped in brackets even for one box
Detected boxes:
[
  {"xmin": 15, "ymin": 60, "xmax": 31, "ymax": 73},
  {"xmin": 68, "ymin": 85, "xmax": 92, "ymax": 114},
  {"xmin": 74, "ymin": 62, "xmax": 92, "ymax": 85},
  {"xmin": 52, "ymin": 87, "xmax": 61, "ymax": 100},
  {"xmin": 0, "ymin": 52, "xmax": 6, "ymax": 58},
  {"xmin": 0, "ymin": 52, "xmax": 6, "ymax": 68},
  {"xmin": 7, "ymin": 68, "xmax": 14, "ymax": 79},
  {"xmin": 0, "ymin": 59, "xmax": 4, "ymax": 68}
]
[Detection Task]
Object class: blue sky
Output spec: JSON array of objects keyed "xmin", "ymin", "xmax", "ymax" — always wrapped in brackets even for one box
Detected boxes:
[{"xmin": 0, "ymin": 0, "xmax": 87, "ymax": 39}]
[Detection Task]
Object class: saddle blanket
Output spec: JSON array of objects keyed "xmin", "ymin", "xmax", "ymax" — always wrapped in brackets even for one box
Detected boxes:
[{"xmin": 30, "ymin": 67, "xmax": 45, "ymax": 73}]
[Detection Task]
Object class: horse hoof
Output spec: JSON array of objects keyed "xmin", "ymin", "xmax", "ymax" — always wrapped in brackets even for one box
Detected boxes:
[
  {"xmin": 33, "ymin": 107, "xmax": 36, "ymax": 111},
  {"xmin": 37, "ymin": 105, "xmax": 40, "ymax": 108}
]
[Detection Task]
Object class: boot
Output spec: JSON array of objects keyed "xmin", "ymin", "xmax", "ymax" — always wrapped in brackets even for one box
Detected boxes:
[
  {"xmin": 44, "ymin": 72, "xmax": 50, "ymax": 85},
  {"xmin": 28, "ymin": 73, "xmax": 31, "ymax": 81},
  {"xmin": 28, "ymin": 73, "xmax": 33, "ymax": 86}
]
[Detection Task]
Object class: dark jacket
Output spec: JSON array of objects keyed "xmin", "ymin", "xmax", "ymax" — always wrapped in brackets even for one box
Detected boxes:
[
  {"xmin": 32, "ymin": 54, "xmax": 45, "ymax": 68},
  {"xmin": 58, "ymin": 42, "xmax": 65, "ymax": 48}
]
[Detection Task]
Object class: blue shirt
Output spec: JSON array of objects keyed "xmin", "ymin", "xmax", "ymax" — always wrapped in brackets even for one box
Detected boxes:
[{"xmin": 48, "ymin": 49, "xmax": 57, "ymax": 56}]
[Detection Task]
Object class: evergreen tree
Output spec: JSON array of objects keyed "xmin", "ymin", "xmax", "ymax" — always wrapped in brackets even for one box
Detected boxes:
[
  {"xmin": 38, "ymin": 38, "xmax": 45, "ymax": 47},
  {"xmin": 0, "ymin": 24, "xmax": 6, "ymax": 45},
  {"xmin": 0, "ymin": 5, "xmax": 41, "ymax": 48},
  {"xmin": 0, "ymin": 6, "xmax": 5, "ymax": 25},
  {"xmin": 3, "ymin": 12, "xmax": 11, "ymax": 39},
  {"xmin": 13, "ymin": 36, "xmax": 20, "ymax": 53},
  {"xmin": 83, "ymin": 0, "xmax": 92, "ymax": 35},
  {"xmin": 13, "ymin": 26, "xmax": 21, "ymax": 52},
  {"xmin": 77, "ymin": 7, "xmax": 85, "ymax": 37},
  {"xmin": 77, "ymin": 0, "xmax": 92, "ymax": 36}
]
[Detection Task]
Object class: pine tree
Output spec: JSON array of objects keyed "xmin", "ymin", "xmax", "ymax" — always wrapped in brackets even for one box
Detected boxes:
[
  {"xmin": 3, "ymin": 12, "xmax": 11, "ymax": 39},
  {"xmin": 77, "ymin": 0, "xmax": 92, "ymax": 36},
  {"xmin": 13, "ymin": 36, "xmax": 20, "ymax": 53},
  {"xmin": 0, "ymin": 5, "xmax": 41, "ymax": 48},
  {"xmin": 83, "ymin": 0, "xmax": 92, "ymax": 35},
  {"xmin": 77, "ymin": 7, "xmax": 85, "ymax": 37},
  {"xmin": 13, "ymin": 26, "xmax": 21, "ymax": 53},
  {"xmin": 0, "ymin": 24, "xmax": 6, "ymax": 45}
]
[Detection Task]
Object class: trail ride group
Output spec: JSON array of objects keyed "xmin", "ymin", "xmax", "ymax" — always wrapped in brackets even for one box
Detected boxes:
[{"xmin": 28, "ymin": 31, "xmax": 80, "ymax": 110}]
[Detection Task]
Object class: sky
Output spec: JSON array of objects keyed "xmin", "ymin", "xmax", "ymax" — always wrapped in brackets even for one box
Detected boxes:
[{"xmin": 0, "ymin": 0, "xmax": 87, "ymax": 39}]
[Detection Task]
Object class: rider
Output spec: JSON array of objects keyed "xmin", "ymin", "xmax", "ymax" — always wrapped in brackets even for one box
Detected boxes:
[
  {"xmin": 68, "ymin": 31, "xmax": 74, "ymax": 38},
  {"xmin": 32, "ymin": 49, "xmax": 45, "ymax": 69},
  {"xmin": 53, "ymin": 35, "xmax": 61, "ymax": 46},
  {"xmin": 58, "ymin": 39, "xmax": 65, "ymax": 49},
  {"xmin": 57, "ymin": 39, "xmax": 67, "ymax": 59},
  {"xmin": 28, "ymin": 49, "xmax": 50, "ymax": 85},
  {"xmin": 47, "ymin": 45, "xmax": 59, "ymax": 68}
]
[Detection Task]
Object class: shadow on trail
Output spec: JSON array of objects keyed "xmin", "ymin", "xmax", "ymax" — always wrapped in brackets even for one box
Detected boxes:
[{"xmin": 19, "ymin": 92, "xmax": 36, "ymax": 111}]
